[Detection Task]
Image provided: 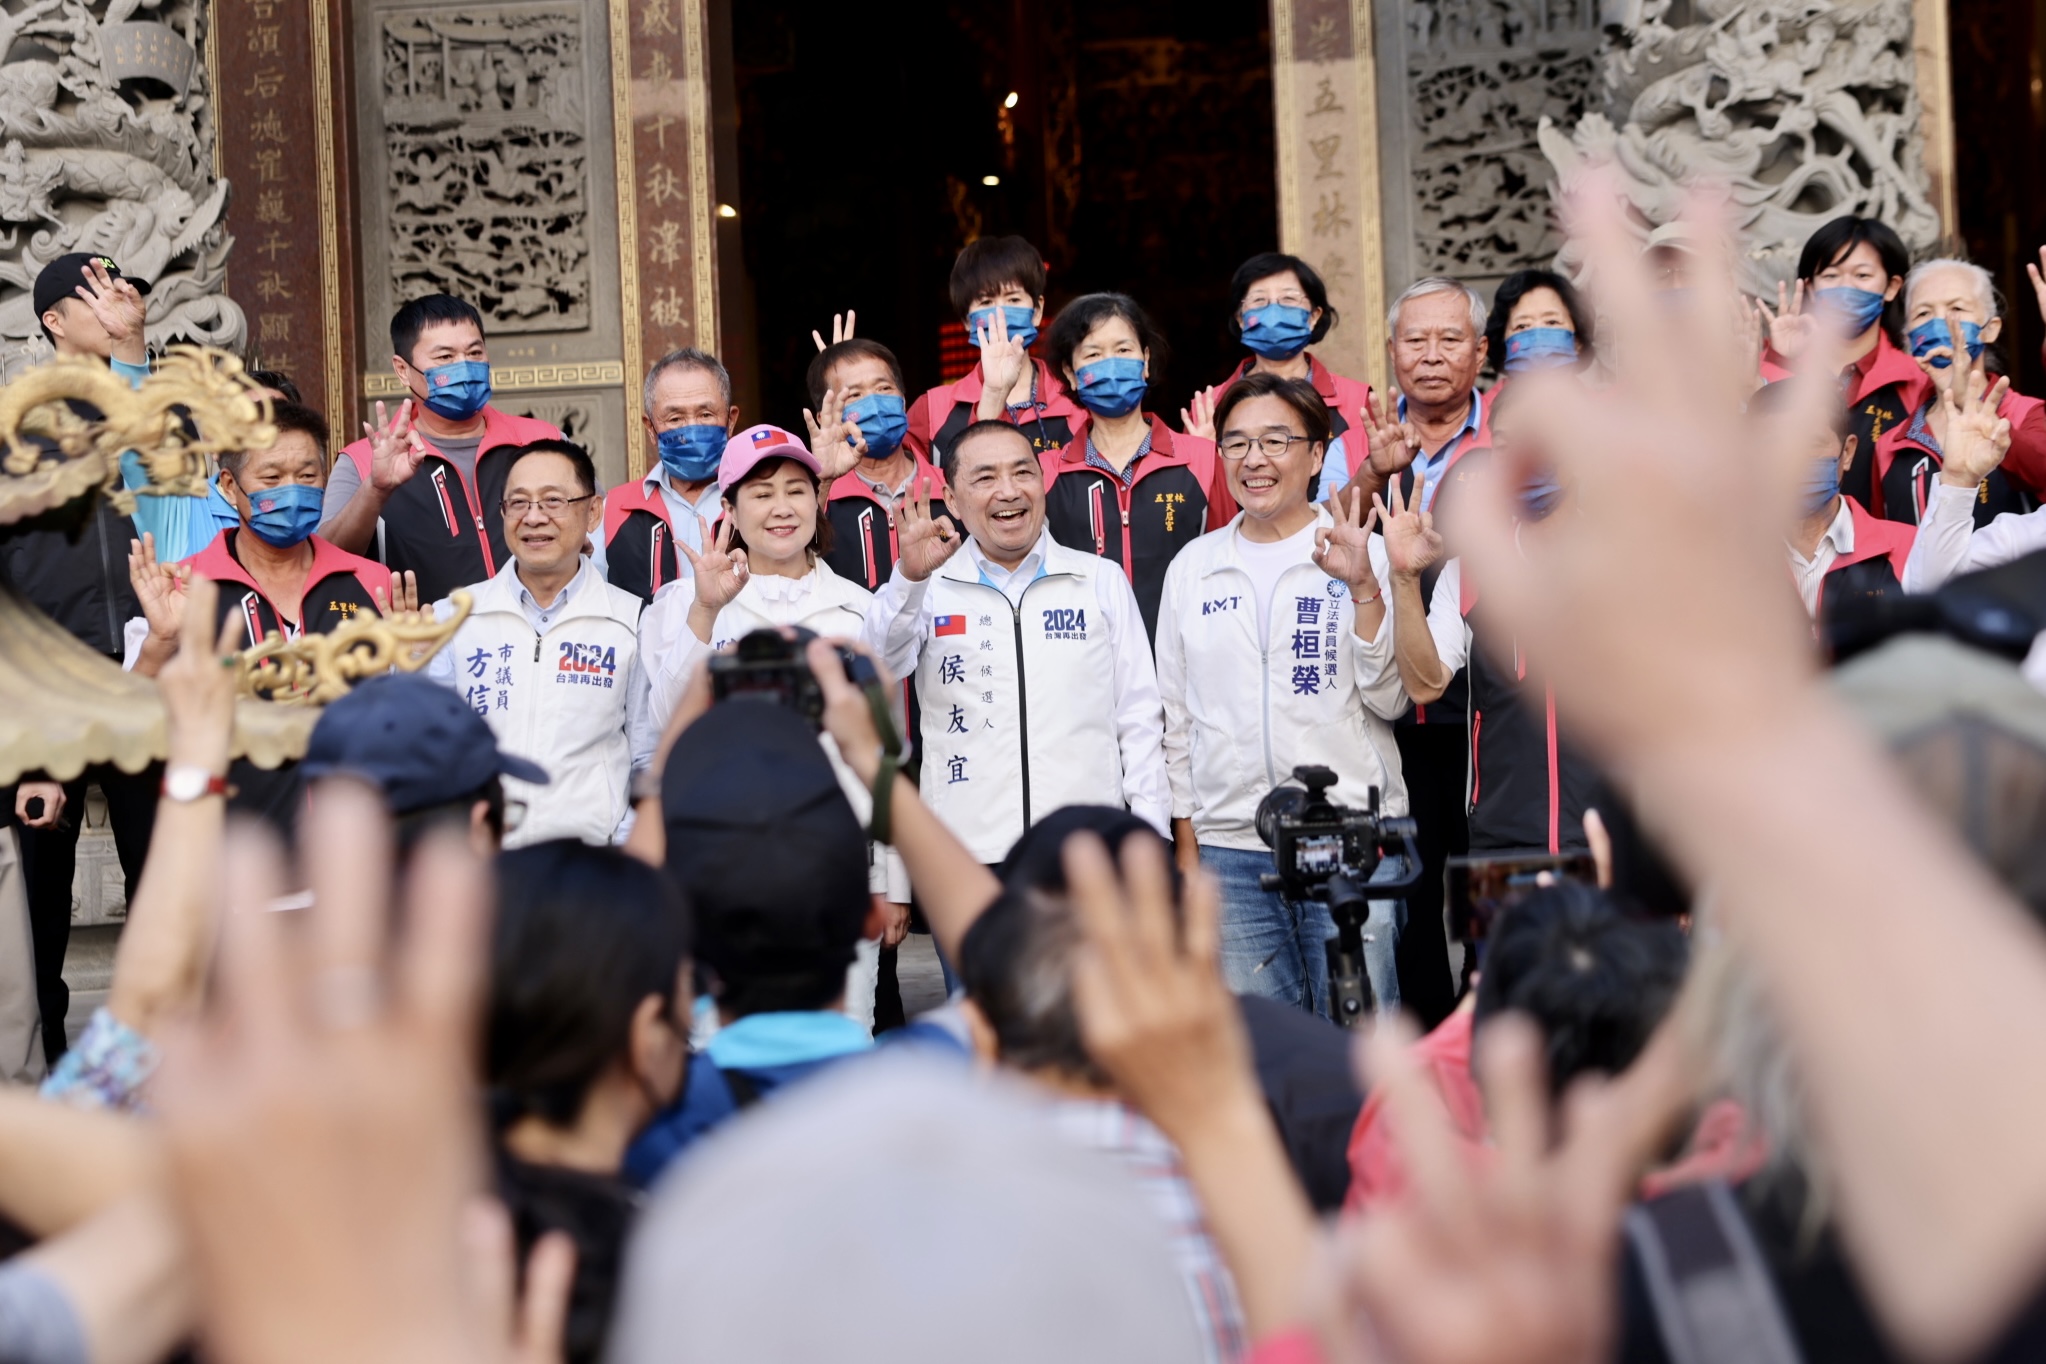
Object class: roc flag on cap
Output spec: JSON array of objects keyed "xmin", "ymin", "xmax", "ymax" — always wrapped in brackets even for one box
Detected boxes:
[{"xmin": 934, "ymin": 615, "xmax": 967, "ymax": 637}]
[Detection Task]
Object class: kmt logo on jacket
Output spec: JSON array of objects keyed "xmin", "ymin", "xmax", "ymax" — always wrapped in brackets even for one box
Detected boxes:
[
  {"xmin": 556, "ymin": 639, "xmax": 618, "ymax": 688},
  {"xmin": 1042, "ymin": 607, "xmax": 1087, "ymax": 640}
]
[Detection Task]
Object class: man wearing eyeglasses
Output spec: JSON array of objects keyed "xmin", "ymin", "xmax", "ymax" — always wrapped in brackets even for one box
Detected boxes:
[{"xmin": 426, "ymin": 439, "xmax": 655, "ymax": 848}]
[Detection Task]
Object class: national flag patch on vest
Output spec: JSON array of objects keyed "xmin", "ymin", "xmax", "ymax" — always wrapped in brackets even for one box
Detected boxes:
[{"xmin": 933, "ymin": 614, "xmax": 967, "ymax": 637}]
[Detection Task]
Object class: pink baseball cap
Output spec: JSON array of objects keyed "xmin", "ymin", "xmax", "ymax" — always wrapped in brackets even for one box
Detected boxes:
[{"xmin": 719, "ymin": 424, "xmax": 821, "ymax": 489}]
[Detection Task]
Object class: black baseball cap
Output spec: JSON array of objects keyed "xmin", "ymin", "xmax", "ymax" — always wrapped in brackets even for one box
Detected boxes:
[
  {"xmin": 33, "ymin": 253, "xmax": 150, "ymax": 338},
  {"xmin": 662, "ymin": 702, "xmax": 870, "ymax": 995},
  {"xmin": 300, "ymin": 674, "xmax": 549, "ymax": 814}
]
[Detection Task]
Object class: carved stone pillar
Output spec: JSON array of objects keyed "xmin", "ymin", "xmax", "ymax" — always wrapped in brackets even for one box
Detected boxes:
[
  {"xmin": 1270, "ymin": 0, "xmax": 1390, "ymax": 392},
  {"xmin": 212, "ymin": 0, "xmax": 357, "ymax": 425},
  {"xmin": 0, "ymin": 0, "xmax": 246, "ymax": 380},
  {"xmin": 350, "ymin": 0, "xmax": 635, "ymax": 485},
  {"xmin": 610, "ymin": 0, "xmax": 719, "ymax": 479}
]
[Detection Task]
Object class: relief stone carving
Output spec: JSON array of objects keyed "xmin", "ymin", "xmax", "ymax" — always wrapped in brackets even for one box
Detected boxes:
[
  {"xmin": 1400, "ymin": 0, "xmax": 1602, "ymax": 278},
  {"xmin": 0, "ymin": 0, "xmax": 243, "ymax": 379},
  {"xmin": 378, "ymin": 5, "xmax": 591, "ymax": 333},
  {"xmin": 1537, "ymin": 0, "xmax": 1940, "ymax": 294}
]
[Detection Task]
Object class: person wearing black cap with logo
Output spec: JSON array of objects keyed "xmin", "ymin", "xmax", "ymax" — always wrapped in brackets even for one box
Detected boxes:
[
  {"xmin": 300, "ymin": 672, "xmax": 551, "ymax": 857},
  {"xmin": 622, "ymin": 700, "xmax": 890, "ymax": 1185}
]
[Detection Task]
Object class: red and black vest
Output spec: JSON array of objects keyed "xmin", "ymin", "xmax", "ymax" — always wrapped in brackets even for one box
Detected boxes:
[
  {"xmin": 1461, "ymin": 576, "xmax": 1602, "ymax": 854},
  {"xmin": 821, "ymin": 455, "xmax": 949, "ymax": 591},
  {"xmin": 905, "ymin": 358, "xmax": 1089, "ymax": 467},
  {"xmin": 1814, "ymin": 500, "xmax": 1915, "ymax": 626},
  {"xmin": 186, "ymin": 529, "xmax": 392, "ymax": 647},
  {"xmin": 1041, "ymin": 417, "xmax": 1232, "ymax": 640},
  {"xmin": 1840, "ymin": 334, "xmax": 1930, "ymax": 512},
  {"xmin": 1216, "ymin": 354, "xmax": 1376, "ymax": 478},
  {"xmin": 600, "ymin": 476, "xmax": 687, "ymax": 604},
  {"xmin": 1872, "ymin": 390, "xmax": 2045, "ymax": 528},
  {"xmin": 334, "ymin": 404, "xmax": 562, "ymax": 606},
  {"xmin": 184, "ymin": 529, "xmax": 392, "ymax": 837}
]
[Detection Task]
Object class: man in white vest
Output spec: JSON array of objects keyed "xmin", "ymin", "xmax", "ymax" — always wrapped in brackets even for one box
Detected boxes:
[
  {"xmin": 427, "ymin": 439, "xmax": 655, "ymax": 847},
  {"xmin": 865, "ymin": 419, "xmax": 1168, "ymax": 864}
]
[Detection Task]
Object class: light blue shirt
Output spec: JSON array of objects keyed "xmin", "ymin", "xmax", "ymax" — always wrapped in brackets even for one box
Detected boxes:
[
  {"xmin": 109, "ymin": 356, "xmax": 228, "ymax": 562},
  {"xmin": 591, "ymin": 469, "xmax": 723, "ymax": 580},
  {"xmin": 1400, "ymin": 390, "xmax": 1483, "ymax": 513}
]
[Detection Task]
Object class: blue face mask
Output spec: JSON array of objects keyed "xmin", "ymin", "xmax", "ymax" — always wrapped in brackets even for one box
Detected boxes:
[
  {"xmin": 419, "ymin": 359, "xmax": 492, "ymax": 420},
  {"xmin": 966, "ymin": 305, "xmax": 1039, "ymax": 351},
  {"xmin": 1800, "ymin": 456, "xmax": 1842, "ymax": 518},
  {"xmin": 844, "ymin": 392, "xmax": 908, "ymax": 458},
  {"xmin": 1503, "ymin": 327, "xmax": 1579, "ymax": 374},
  {"xmin": 656, "ymin": 424, "xmax": 726, "ymax": 483},
  {"xmin": 1906, "ymin": 317, "xmax": 1986, "ymax": 369},
  {"xmin": 238, "ymin": 480, "xmax": 323, "ymax": 548},
  {"xmin": 1812, "ymin": 287, "xmax": 1888, "ymax": 337},
  {"xmin": 1239, "ymin": 303, "xmax": 1314, "ymax": 361},
  {"xmin": 1073, "ymin": 356, "xmax": 1147, "ymax": 417}
]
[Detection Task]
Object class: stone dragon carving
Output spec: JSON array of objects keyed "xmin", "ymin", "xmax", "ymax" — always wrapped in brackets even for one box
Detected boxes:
[
  {"xmin": 1538, "ymin": 0, "xmax": 1941, "ymax": 294},
  {"xmin": 0, "ymin": 0, "xmax": 243, "ymax": 381}
]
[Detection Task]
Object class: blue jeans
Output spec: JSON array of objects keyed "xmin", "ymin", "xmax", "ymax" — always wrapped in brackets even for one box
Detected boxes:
[{"xmin": 1201, "ymin": 845, "xmax": 1403, "ymax": 1019}]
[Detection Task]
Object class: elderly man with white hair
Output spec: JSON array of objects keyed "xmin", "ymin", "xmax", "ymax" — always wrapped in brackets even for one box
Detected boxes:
[{"xmin": 1874, "ymin": 257, "xmax": 2046, "ymax": 527}]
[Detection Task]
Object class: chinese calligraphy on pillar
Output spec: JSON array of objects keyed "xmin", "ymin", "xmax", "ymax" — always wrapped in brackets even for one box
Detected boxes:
[
  {"xmin": 610, "ymin": 0, "xmax": 719, "ymax": 478},
  {"xmin": 215, "ymin": 0, "xmax": 352, "ymax": 424},
  {"xmin": 1270, "ymin": 0, "xmax": 1386, "ymax": 392}
]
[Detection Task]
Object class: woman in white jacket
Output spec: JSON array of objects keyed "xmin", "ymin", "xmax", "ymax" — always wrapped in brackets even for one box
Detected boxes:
[
  {"xmin": 1156, "ymin": 372, "xmax": 1410, "ymax": 1018},
  {"xmin": 640, "ymin": 424, "xmax": 907, "ymax": 1032}
]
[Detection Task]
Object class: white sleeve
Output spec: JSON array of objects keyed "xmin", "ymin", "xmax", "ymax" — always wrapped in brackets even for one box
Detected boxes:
[
  {"xmin": 1957, "ymin": 505, "xmax": 2046, "ymax": 576},
  {"xmin": 623, "ymin": 641, "xmax": 658, "ymax": 774},
  {"xmin": 588, "ymin": 528, "xmax": 610, "ymax": 580},
  {"xmin": 640, "ymin": 584, "xmax": 710, "ymax": 730},
  {"xmin": 864, "ymin": 567, "xmax": 931, "ymax": 686},
  {"xmin": 121, "ymin": 616, "xmax": 148, "ymax": 671},
  {"xmin": 1154, "ymin": 562, "xmax": 1196, "ymax": 823},
  {"xmin": 424, "ymin": 599, "xmax": 461, "ymax": 692},
  {"xmin": 1100, "ymin": 567, "xmax": 1170, "ymax": 836},
  {"xmin": 1348, "ymin": 537, "xmax": 1410, "ymax": 722},
  {"xmin": 1426, "ymin": 559, "xmax": 1470, "ymax": 674},
  {"xmin": 1903, "ymin": 482, "xmax": 1979, "ymax": 594}
]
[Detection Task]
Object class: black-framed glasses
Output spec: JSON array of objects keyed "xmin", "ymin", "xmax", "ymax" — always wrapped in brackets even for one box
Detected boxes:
[
  {"xmin": 1218, "ymin": 433, "xmax": 1315, "ymax": 460},
  {"xmin": 501, "ymin": 494, "xmax": 595, "ymax": 519}
]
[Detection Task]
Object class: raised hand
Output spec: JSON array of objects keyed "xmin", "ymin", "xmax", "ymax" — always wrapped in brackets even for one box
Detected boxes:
[
  {"xmin": 362, "ymin": 400, "xmax": 429, "ymax": 493},
  {"xmin": 1362, "ymin": 388, "xmax": 1419, "ymax": 479},
  {"xmin": 679, "ymin": 515, "xmax": 748, "ymax": 613},
  {"xmin": 1311, "ymin": 485, "xmax": 1382, "ymax": 595},
  {"xmin": 1179, "ymin": 385, "xmax": 1218, "ymax": 443},
  {"xmin": 1936, "ymin": 367, "xmax": 2013, "ymax": 490},
  {"xmin": 1372, "ymin": 475, "xmax": 1444, "ymax": 580},
  {"xmin": 128, "ymin": 531, "xmax": 189, "ymax": 644},
  {"xmin": 155, "ymin": 781, "xmax": 500, "ymax": 1364},
  {"xmin": 810, "ymin": 310, "xmax": 857, "ymax": 353},
  {"xmin": 157, "ymin": 576, "xmax": 240, "ymax": 780},
  {"xmin": 972, "ymin": 305, "xmax": 1029, "ymax": 413},
  {"xmin": 1313, "ymin": 1018, "xmax": 1686, "ymax": 1364},
  {"xmin": 1757, "ymin": 279, "xmax": 1817, "ymax": 362},
  {"xmin": 894, "ymin": 474, "xmax": 962, "ymax": 582},
  {"xmin": 78, "ymin": 258, "xmax": 146, "ymax": 349},
  {"xmin": 2028, "ymin": 247, "xmax": 2046, "ymax": 326},
  {"xmin": 371, "ymin": 569, "xmax": 421, "ymax": 618},
  {"xmin": 802, "ymin": 386, "xmax": 862, "ymax": 483}
]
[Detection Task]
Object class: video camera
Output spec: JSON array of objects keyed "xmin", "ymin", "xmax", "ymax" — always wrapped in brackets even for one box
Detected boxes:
[
  {"xmin": 708, "ymin": 627, "xmax": 892, "ymax": 739},
  {"xmin": 1255, "ymin": 764, "xmax": 1420, "ymax": 1028}
]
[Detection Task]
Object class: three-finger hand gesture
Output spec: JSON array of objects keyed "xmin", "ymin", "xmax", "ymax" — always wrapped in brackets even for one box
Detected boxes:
[
  {"xmin": 1373, "ymin": 475, "xmax": 1444, "ymax": 581},
  {"xmin": 1363, "ymin": 389, "xmax": 1419, "ymax": 479},
  {"xmin": 1179, "ymin": 385, "xmax": 1218, "ymax": 442},
  {"xmin": 129, "ymin": 531, "xmax": 189, "ymax": 643},
  {"xmin": 1311, "ymin": 485, "xmax": 1382, "ymax": 596},
  {"xmin": 1937, "ymin": 367, "xmax": 2013, "ymax": 490},
  {"xmin": 1757, "ymin": 279, "xmax": 1816, "ymax": 362},
  {"xmin": 895, "ymin": 475, "xmax": 962, "ymax": 582},
  {"xmin": 680, "ymin": 515, "xmax": 748, "ymax": 612},
  {"xmin": 803, "ymin": 386, "xmax": 863, "ymax": 483},
  {"xmin": 362, "ymin": 400, "xmax": 429, "ymax": 493},
  {"xmin": 371, "ymin": 569, "xmax": 421, "ymax": 618},
  {"xmin": 811, "ymin": 310, "xmax": 857, "ymax": 353}
]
